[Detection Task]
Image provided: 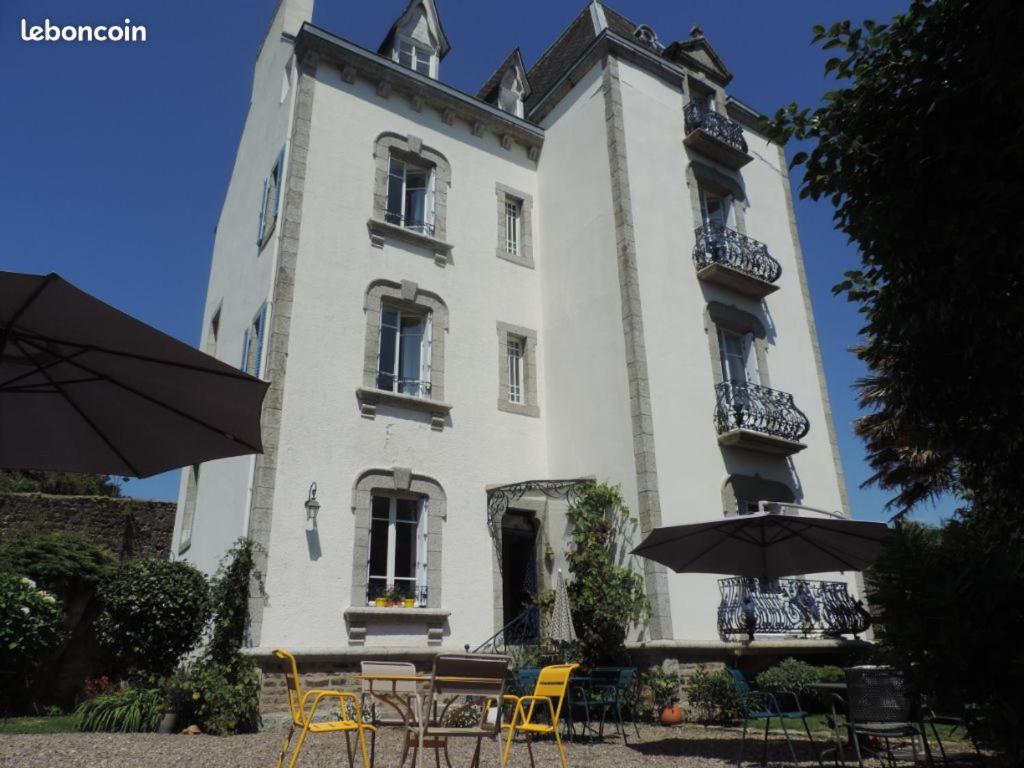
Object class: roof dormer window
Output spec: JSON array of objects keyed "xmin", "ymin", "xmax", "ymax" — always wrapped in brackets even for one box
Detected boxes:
[
  {"xmin": 396, "ymin": 37, "xmax": 434, "ymax": 77},
  {"xmin": 497, "ymin": 68, "xmax": 525, "ymax": 118}
]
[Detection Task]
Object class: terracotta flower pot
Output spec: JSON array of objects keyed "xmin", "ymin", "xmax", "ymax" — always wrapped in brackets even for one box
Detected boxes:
[{"xmin": 659, "ymin": 705, "xmax": 683, "ymax": 725}]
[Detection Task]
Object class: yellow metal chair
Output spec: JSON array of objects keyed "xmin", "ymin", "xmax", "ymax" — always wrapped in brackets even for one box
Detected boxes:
[
  {"xmin": 273, "ymin": 649, "xmax": 375, "ymax": 768},
  {"xmin": 502, "ymin": 663, "xmax": 579, "ymax": 768}
]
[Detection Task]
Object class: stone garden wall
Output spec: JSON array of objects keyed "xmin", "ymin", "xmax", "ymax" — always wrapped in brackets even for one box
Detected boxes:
[{"xmin": 0, "ymin": 492, "xmax": 175, "ymax": 559}]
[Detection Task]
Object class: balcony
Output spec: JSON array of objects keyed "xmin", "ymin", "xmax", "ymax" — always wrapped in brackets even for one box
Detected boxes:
[
  {"xmin": 684, "ymin": 102, "xmax": 752, "ymax": 170},
  {"xmin": 718, "ymin": 577, "xmax": 871, "ymax": 639},
  {"xmin": 714, "ymin": 381, "xmax": 809, "ymax": 455},
  {"xmin": 693, "ymin": 224, "xmax": 782, "ymax": 298}
]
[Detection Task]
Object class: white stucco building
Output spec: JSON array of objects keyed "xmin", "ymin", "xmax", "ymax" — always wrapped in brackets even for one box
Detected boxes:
[{"xmin": 173, "ymin": 0, "xmax": 867, "ymax": 687}]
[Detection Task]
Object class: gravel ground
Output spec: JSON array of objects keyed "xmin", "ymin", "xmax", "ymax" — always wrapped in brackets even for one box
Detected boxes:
[{"xmin": 0, "ymin": 723, "xmax": 832, "ymax": 768}]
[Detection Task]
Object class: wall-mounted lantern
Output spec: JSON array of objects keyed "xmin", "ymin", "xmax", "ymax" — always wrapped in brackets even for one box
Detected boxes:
[{"xmin": 305, "ymin": 482, "xmax": 320, "ymax": 530}]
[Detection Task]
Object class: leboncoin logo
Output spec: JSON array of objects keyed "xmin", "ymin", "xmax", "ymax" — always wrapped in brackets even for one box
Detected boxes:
[{"xmin": 20, "ymin": 18, "xmax": 147, "ymax": 43}]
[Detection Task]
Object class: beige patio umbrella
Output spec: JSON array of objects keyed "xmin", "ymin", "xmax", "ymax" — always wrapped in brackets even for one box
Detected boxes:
[{"xmin": 546, "ymin": 569, "xmax": 577, "ymax": 645}]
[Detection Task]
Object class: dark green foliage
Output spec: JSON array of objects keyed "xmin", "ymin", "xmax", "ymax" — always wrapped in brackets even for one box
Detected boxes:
[
  {"xmin": 770, "ymin": 1, "xmax": 1024, "ymax": 759},
  {"xmin": 686, "ymin": 668, "xmax": 740, "ymax": 724},
  {"xmin": 565, "ymin": 484, "xmax": 650, "ymax": 667},
  {"xmin": 95, "ymin": 558, "xmax": 210, "ymax": 677},
  {"xmin": 754, "ymin": 658, "xmax": 820, "ymax": 698},
  {"xmin": 0, "ymin": 531, "xmax": 114, "ymax": 603},
  {"xmin": 74, "ymin": 687, "xmax": 167, "ymax": 733},
  {"xmin": 179, "ymin": 539, "xmax": 262, "ymax": 734},
  {"xmin": 0, "ymin": 571, "xmax": 65, "ymax": 670},
  {"xmin": 644, "ymin": 666, "xmax": 680, "ymax": 709},
  {"xmin": 0, "ymin": 470, "xmax": 121, "ymax": 497}
]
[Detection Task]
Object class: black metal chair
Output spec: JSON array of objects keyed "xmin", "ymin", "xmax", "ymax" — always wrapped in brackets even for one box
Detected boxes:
[
  {"xmin": 730, "ymin": 668, "xmax": 822, "ymax": 768},
  {"xmin": 834, "ymin": 666, "xmax": 930, "ymax": 767}
]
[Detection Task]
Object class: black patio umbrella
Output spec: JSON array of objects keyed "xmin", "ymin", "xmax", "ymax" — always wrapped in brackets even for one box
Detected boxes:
[
  {"xmin": 631, "ymin": 509, "xmax": 891, "ymax": 580},
  {"xmin": 0, "ymin": 271, "xmax": 268, "ymax": 477}
]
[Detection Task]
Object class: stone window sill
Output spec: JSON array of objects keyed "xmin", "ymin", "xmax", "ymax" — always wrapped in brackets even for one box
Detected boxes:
[
  {"xmin": 356, "ymin": 387, "xmax": 452, "ymax": 430},
  {"xmin": 497, "ymin": 399, "xmax": 540, "ymax": 418},
  {"xmin": 367, "ymin": 218, "xmax": 453, "ymax": 264},
  {"xmin": 344, "ymin": 607, "xmax": 451, "ymax": 622}
]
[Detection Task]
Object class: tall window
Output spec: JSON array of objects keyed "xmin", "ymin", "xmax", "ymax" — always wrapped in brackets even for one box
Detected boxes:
[
  {"xmin": 504, "ymin": 198, "xmax": 521, "ymax": 256},
  {"xmin": 241, "ymin": 303, "xmax": 268, "ymax": 377},
  {"xmin": 507, "ymin": 336, "xmax": 524, "ymax": 404},
  {"xmin": 386, "ymin": 156, "xmax": 435, "ymax": 234},
  {"xmin": 377, "ymin": 305, "xmax": 431, "ymax": 398},
  {"xmin": 367, "ymin": 495, "xmax": 426, "ymax": 605},
  {"xmin": 718, "ymin": 328, "xmax": 759, "ymax": 386},
  {"xmin": 258, "ymin": 149, "xmax": 285, "ymax": 247},
  {"xmin": 700, "ymin": 188, "xmax": 733, "ymax": 230},
  {"xmin": 178, "ymin": 464, "xmax": 200, "ymax": 554},
  {"xmin": 396, "ymin": 38, "xmax": 433, "ymax": 76},
  {"xmin": 692, "ymin": 91, "xmax": 716, "ymax": 113}
]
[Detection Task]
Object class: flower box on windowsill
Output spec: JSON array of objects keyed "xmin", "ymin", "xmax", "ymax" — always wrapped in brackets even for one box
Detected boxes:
[
  {"xmin": 366, "ymin": 218, "xmax": 453, "ymax": 264},
  {"xmin": 356, "ymin": 387, "xmax": 452, "ymax": 430}
]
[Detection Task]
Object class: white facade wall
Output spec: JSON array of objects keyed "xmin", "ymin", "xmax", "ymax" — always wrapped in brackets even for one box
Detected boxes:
[
  {"xmin": 182, "ymin": 1, "xmax": 861, "ymax": 657},
  {"xmin": 171, "ymin": 0, "xmax": 311, "ymax": 573},
  {"xmin": 259, "ymin": 61, "xmax": 547, "ymax": 649}
]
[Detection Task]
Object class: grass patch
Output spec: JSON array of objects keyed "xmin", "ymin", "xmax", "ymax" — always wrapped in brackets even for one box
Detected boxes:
[{"xmin": 0, "ymin": 715, "xmax": 77, "ymax": 735}]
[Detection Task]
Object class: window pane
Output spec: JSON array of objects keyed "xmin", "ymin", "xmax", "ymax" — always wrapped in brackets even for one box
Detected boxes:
[
  {"xmin": 377, "ymin": 321, "xmax": 398, "ymax": 391},
  {"xmin": 381, "ymin": 308, "xmax": 399, "ymax": 329},
  {"xmin": 394, "ymin": 518, "xmax": 416, "ymax": 580},
  {"xmin": 386, "ymin": 162, "xmax": 404, "ymax": 225},
  {"xmin": 398, "ymin": 41, "xmax": 414, "ymax": 69},
  {"xmin": 404, "ymin": 169, "xmax": 427, "ymax": 230},
  {"xmin": 397, "ymin": 316, "xmax": 424, "ymax": 395},
  {"xmin": 395, "ymin": 498, "xmax": 418, "ymax": 523},
  {"xmin": 368, "ymin": 515, "xmax": 389, "ymax": 577},
  {"xmin": 371, "ymin": 496, "xmax": 391, "ymax": 520},
  {"xmin": 414, "ymin": 48, "xmax": 431, "ymax": 75},
  {"xmin": 507, "ymin": 337, "xmax": 524, "ymax": 404}
]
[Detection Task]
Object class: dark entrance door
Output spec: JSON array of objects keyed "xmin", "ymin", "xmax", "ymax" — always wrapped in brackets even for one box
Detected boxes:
[{"xmin": 501, "ymin": 511, "xmax": 538, "ymax": 629}]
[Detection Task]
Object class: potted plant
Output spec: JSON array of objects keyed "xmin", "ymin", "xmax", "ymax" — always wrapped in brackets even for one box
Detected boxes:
[
  {"xmin": 385, "ymin": 586, "xmax": 402, "ymax": 607},
  {"xmin": 403, "ymin": 597, "xmax": 416, "ymax": 608},
  {"xmin": 646, "ymin": 666, "xmax": 683, "ymax": 725}
]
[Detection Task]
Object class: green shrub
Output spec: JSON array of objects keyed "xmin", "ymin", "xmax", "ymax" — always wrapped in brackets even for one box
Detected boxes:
[
  {"xmin": 177, "ymin": 540, "xmax": 262, "ymax": 735},
  {"xmin": 687, "ymin": 668, "xmax": 740, "ymax": 724},
  {"xmin": 645, "ymin": 666, "xmax": 681, "ymax": 709},
  {"xmin": 0, "ymin": 572, "xmax": 65, "ymax": 673},
  {"xmin": 179, "ymin": 656, "xmax": 260, "ymax": 735},
  {"xmin": 755, "ymin": 658, "xmax": 820, "ymax": 697},
  {"xmin": 565, "ymin": 483, "xmax": 650, "ymax": 666},
  {"xmin": 0, "ymin": 531, "xmax": 114, "ymax": 603},
  {"xmin": 74, "ymin": 687, "xmax": 167, "ymax": 732},
  {"xmin": 95, "ymin": 558, "xmax": 210, "ymax": 676}
]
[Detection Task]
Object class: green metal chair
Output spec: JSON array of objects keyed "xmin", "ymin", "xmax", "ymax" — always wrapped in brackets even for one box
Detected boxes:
[
  {"xmin": 729, "ymin": 668, "xmax": 822, "ymax": 768},
  {"xmin": 589, "ymin": 667, "xmax": 641, "ymax": 742}
]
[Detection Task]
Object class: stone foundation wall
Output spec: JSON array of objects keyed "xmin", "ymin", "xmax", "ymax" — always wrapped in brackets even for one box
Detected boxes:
[{"xmin": 0, "ymin": 492, "xmax": 176, "ymax": 558}]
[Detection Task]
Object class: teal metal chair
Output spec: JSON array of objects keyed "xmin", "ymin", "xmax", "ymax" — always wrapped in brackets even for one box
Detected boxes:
[
  {"xmin": 589, "ymin": 667, "xmax": 641, "ymax": 742},
  {"xmin": 729, "ymin": 668, "xmax": 822, "ymax": 768}
]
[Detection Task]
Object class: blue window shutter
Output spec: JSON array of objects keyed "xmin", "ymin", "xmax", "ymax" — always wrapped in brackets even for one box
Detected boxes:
[
  {"xmin": 273, "ymin": 148, "xmax": 285, "ymax": 216},
  {"xmin": 241, "ymin": 327, "xmax": 251, "ymax": 372},
  {"xmin": 257, "ymin": 178, "xmax": 268, "ymax": 244},
  {"xmin": 254, "ymin": 303, "xmax": 268, "ymax": 378}
]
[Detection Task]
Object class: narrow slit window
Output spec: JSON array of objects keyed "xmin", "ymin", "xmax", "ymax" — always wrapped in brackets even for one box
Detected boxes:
[
  {"xmin": 505, "ymin": 198, "xmax": 521, "ymax": 255},
  {"xmin": 507, "ymin": 336, "xmax": 524, "ymax": 404}
]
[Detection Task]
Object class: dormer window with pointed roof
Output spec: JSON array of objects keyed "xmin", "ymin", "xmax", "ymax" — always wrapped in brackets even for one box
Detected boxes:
[
  {"xmin": 379, "ymin": 0, "xmax": 450, "ymax": 80},
  {"xmin": 477, "ymin": 49, "xmax": 531, "ymax": 119}
]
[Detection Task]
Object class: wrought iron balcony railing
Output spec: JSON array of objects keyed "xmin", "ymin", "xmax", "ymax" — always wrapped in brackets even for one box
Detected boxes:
[
  {"xmin": 715, "ymin": 381, "xmax": 810, "ymax": 443},
  {"xmin": 684, "ymin": 102, "xmax": 748, "ymax": 155},
  {"xmin": 694, "ymin": 224, "xmax": 782, "ymax": 285},
  {"xmin": 718, "ymin": 577, "xmax": 871, "ymax": 639},
  {"xmin": 468, "ymin": 605, "xmax": 540, "ymax": 655}
]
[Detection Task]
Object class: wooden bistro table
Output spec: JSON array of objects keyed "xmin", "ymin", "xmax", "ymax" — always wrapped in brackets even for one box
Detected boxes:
[{"xmin": 354, "ymin": 673, "xmax": 508, "ymax": 768}]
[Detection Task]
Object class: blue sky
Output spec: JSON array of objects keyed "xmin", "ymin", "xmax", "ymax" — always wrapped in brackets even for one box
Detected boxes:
[{"xmin": 1, "ymin": 0, "xmax": 954, "ymax": 524}]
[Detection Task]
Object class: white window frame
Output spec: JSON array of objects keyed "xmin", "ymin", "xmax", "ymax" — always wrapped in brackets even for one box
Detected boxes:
[
  {"xmin": 718, "ymin": 328, "xmax": 759, "ymax": 386},
  {"xmin": 257, "ymin": 149, "xmax": 285, "ymax": 248},
  {"xmin": 700, "ymin": 188, "xmax": 735, "ymax": 230},
  {"xmin": 394, "ymin": 37, "xmax": 435, "ymax": 77},
  {"xmin": 367, "ymin": 494, "xmax": 427, "ymax": 606},
  {"xmin": 504, "ymin": 198, "xmax": 521, "ymax": 256},
  {"xmin": 385, "ymin": 155, "xmax": 436, "ymax": 235},
  {"xmin": 507, "ymin": 335, "xmax": 525, "ymax": 404},
  {"xmin": 376, "ymin": 304, "xmax": 432, "ymax": 398},
  {"xmin": 241, "ymin": 303, "xmax": 268, "ymax": 378}
]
